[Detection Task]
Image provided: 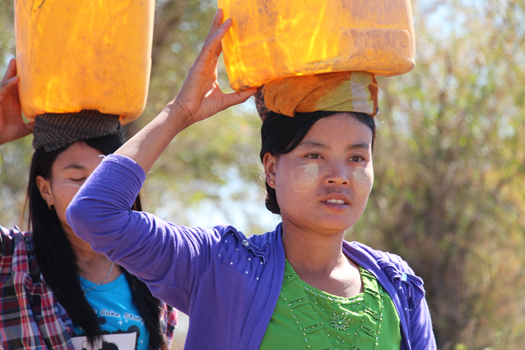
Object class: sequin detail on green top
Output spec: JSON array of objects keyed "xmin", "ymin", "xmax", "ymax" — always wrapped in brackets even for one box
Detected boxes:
[{"xmin": 260, "ymin": 261, "xmax": 401, "ymax": 350}]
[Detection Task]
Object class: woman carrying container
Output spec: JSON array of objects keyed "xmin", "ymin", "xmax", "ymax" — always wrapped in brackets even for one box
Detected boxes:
[
  {"xmin": 67, "ymin": 10, "xmax": 436, "ymax": 350},
  {"xmin": 0, "ymin": 60, "xmax": 176, "ymax": 350}
]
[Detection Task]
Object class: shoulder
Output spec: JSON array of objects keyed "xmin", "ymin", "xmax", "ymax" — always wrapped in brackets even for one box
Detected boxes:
[
  {"xmin": 344, "ymin": 241, "xmax": 415, "ymax": 276},
  {"xmin": 344, "ymin": 240, "xmax": 427, "ymax": 312},
  {"xmin": 211, "ymin": 223, "xmax": 282, "ymax": 264},
  {"xmin": 1, "ymin": 226, "xmax": 38, "ymax": 279},
  {"xmin": 344, "ymin": 240, "xmax": 426, "ymax": 306},
  {"xmin": 212, "ymin": 224, "xmax": 280, "ymax": 247},
  {"xmin": 344, "ymin": 241, "xmax": 436, "ymax": 347},
  {"xmin": 1, "ymin": 225, "xmax": 33, "ymax": 257}
]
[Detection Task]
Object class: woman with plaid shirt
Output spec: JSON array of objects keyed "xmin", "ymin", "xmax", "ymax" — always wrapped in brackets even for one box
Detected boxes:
[{"xmin": 0, "ymin": 60, "xmax": 177, "ymax": 350}]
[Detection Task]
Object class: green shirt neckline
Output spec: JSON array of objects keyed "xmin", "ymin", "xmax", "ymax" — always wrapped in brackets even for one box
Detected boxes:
[{"xmin": 260, "ymin": 260, "xmax": 402, "ymax": 350}]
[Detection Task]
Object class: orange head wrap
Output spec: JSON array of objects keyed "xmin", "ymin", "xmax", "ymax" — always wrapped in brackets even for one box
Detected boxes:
[{"xmin": 255, "ymin": 71, "xmax": 378, "ymax": 120}]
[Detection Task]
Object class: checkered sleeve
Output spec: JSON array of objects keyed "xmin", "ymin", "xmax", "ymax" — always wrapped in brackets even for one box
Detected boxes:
[
  {"xmin": 0, "ymin": 226, "xmax": 75, "ymax": 350},
  {"xmin": 161, "ymin": 303, "xmax": 178, "ymax": 347}
]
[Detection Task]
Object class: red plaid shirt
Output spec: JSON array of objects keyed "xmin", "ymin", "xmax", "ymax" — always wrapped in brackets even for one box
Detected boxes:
[{"xmin": 0, "ymin": 226, "xmax": 177, "ymax": 350}]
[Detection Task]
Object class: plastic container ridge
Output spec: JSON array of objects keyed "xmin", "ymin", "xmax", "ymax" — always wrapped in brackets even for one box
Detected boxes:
[
  {"xmin": 218, "ymin": 0, "xmax": 416, "ymax": 91},
  {"xmin": 15, "ymin": 0, "xmax": 155, "ymax": 124}
]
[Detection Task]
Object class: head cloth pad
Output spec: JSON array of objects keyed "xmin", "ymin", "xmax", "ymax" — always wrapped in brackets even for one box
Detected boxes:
[
  {"xmin": 255, "ymin": 71, "xmax": 378, "ymax": 120},
  {"xmin": 32, "ymin": 110, "xmax": 125, "ymax": 152}
]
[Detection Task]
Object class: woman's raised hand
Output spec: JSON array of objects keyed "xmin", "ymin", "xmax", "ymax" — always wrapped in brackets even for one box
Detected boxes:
[
  {"xmin": 114, "ymin": 9, "xmax": 257, "ymax": 173},
  {"xmin": 170, "ymin": 9, "xmax": 257, "ymax": 128},
  {"xmin": 0, "ymin": 59, "xmax": 34, "ymax": 145}
]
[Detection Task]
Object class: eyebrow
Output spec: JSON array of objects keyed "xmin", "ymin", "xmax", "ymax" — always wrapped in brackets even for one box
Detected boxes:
[
  {"xmin": 297, "ymin": 140, "xmax": 329, "ymax": 149},
  {"xmin": 297, "ymin": 140, "xmax": 370, "ymax": 151},
  {"xmin": 63, "ymin": 164, "xmax": 87, "ymax": 171},
  {"xmin": 345, "ymin": 142, "xmax": 370, "ymax": 151}
]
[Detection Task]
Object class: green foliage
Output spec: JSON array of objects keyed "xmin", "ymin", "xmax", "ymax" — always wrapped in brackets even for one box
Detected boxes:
[{"xmin": 350, "ymin": 0, "xmax": 525, "ymax": 347}]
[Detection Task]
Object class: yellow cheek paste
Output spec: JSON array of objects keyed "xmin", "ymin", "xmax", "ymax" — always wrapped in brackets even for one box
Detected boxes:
[
  {"xmin": 56, "ymin": 183, "xmax": 82, "ymax": 190},
  {"xmin": 352, "ymin": 167, "xmax": 374, "ymax": 194},
  {"xmin": 292, "ymin": 163, "xmax": 319, "ymax": 192}
]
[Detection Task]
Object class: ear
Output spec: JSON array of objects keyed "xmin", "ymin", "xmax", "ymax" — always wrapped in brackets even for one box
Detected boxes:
[
  {"xmin": 262, "ymin": 152, "xmax": 278, "ymax": 189},
  {"xmin": 36, "ymin": 175, "xmax": 54, "ymax": 206}
]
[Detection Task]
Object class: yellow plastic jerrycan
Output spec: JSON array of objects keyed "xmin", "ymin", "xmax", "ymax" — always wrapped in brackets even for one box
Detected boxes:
[
  {"xmin": 14, "ymin": 0, "xmax": 155, "ymax": 124},
  {"xmin": 218, "ymin": 0, "xmax": 416, "ymax": 91}
]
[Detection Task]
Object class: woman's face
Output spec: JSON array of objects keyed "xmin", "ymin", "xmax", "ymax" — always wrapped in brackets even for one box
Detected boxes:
[
  {"xmin": 264, "ymin": 113, "xmax": 374, "ymax": 236},
  {"xmin": 37, "ymin": 142, "xmax": 104, "ymax": 235}
]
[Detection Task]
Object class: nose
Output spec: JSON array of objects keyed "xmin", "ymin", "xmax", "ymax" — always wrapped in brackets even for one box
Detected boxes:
[{"xmin": 325, "ymin": 161, "xmax": 349, "ymax": 186}]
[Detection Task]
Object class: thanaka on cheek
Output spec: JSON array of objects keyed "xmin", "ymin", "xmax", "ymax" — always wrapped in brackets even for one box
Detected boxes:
[
  {"xmin": 56, "ymin": 183, "xmax": 82, "ymax": 190},
  {"xmin": 352, "ymin": 166, "xmax": 373, "ymax": 194},
  {"xmin": 291, "ymin": 163, "xmax": 319, "ymax": 193}
]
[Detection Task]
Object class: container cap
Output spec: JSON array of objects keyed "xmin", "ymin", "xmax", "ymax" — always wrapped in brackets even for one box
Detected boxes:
[{"xmin": 255, "ymin": 72, "xmax": 378, "ymax": 120}]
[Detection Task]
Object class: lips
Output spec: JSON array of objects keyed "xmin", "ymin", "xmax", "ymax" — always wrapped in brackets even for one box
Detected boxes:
[
  {"xmin": 325, "ymin": 199, "xmax": 346, "ymax": 205},
  {"xmin": 320, "ymin": 193, "xmax": 351, "ymax": 206}
]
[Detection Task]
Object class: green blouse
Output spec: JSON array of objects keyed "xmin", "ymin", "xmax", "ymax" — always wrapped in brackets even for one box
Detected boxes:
[{"xmin": 260, "ymin": 261, "xmax": 401, "ymax": 350}]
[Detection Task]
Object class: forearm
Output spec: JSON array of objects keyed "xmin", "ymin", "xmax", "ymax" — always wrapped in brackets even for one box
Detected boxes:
[
  {"xmin": 115, "ymin": 102, "xmax": 190, "ymax": 174},
  {"xmin": 66, "ymin": 155, "xmax": 220, "ymax": 311}
]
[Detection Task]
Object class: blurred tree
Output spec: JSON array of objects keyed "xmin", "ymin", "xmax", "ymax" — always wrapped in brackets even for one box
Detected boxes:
[
  {"xmin": 0, "ymin": 0, "xmax": 32, "ymax": 226},
  {"xmin": 351, "ymin": 0, "xmax": 525, "ymax": 348}
]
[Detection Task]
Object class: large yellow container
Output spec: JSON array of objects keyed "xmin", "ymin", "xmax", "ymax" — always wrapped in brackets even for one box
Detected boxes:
[
  {"xmin": 14, "ymin": 0, "xmax": 155, "ymax": 124},
  {"xmin": 218, "ymin": 0, "xmax": 416, "ymax": 91}
]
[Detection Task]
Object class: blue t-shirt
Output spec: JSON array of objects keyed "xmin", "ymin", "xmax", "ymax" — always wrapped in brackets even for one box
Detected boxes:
[{"xmin": 72, "ymin": 273, "xmax": 150, "ymax": 350}]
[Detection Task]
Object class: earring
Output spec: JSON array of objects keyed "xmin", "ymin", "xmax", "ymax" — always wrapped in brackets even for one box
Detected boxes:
[
  {"xmin": 270, "ymin": 181, "xmax": 275, "ymax": 185},
  {"xmin": 48, "ymin": 203, "xmax": 55, "ymax": 211}
]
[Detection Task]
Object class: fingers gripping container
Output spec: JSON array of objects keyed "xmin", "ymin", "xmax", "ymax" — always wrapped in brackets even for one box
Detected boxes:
[
  {"xmin": 14, "ymin": 0, "xmax": 155, "ymax": 124},
  {"xmin": 218, "ymin": 0, "xmax": 416, "ymax": 91}
]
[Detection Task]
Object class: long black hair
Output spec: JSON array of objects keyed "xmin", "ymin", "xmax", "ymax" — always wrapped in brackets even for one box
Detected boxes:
[
  {"xmin": 27, "ymin": 135, "xmax": 169, "ymax": 350},
  {"xmin": 260, "ymin": 111, "xmax": 376, "ymax": 215}
]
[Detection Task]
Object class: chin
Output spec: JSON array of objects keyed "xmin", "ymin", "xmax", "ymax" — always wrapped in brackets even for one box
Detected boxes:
[{"xmin": 315, "ymin": 220, "xmax": 354, "ymax": 235}]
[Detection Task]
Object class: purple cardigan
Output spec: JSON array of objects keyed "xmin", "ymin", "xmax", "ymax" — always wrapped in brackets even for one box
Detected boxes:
[{"xmin": 67, "ymin": 155, "xmax": 436, "ymax": 350}]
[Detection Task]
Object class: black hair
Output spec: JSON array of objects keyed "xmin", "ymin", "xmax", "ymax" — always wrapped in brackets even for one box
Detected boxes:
[
  {"xmin": 27, "ymin": 135, "xmax": 168, "ymax": 350},
  {"xmin": 259, "ymin": 111, "xmax": 376, "ymax": 215}
]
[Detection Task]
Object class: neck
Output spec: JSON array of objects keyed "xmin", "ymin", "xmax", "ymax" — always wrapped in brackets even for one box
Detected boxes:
[
  {"xmin": 281, "ymin": 220, "xmax": 347, "ymax": 277},
  {"xmin": 63, "ymin": 225, "xmax": 122, "ymax": 284}
]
